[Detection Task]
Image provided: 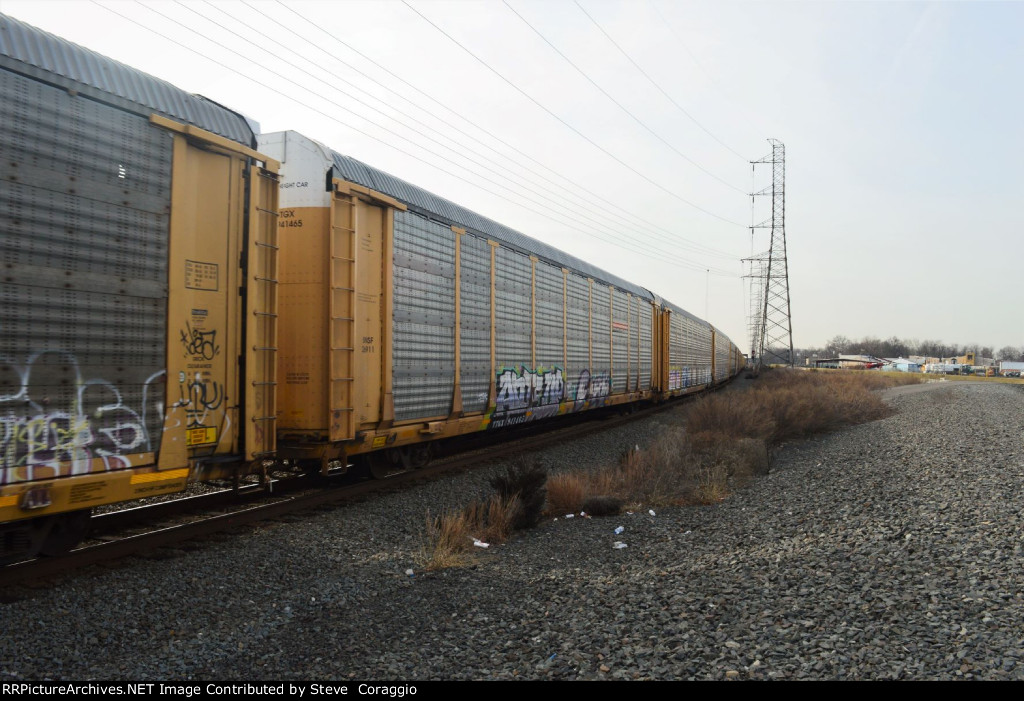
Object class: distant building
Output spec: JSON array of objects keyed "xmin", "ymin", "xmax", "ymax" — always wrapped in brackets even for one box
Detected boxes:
[{"xmin": 883, "ymin": 358, "xmax": 921, "ymax": 373}]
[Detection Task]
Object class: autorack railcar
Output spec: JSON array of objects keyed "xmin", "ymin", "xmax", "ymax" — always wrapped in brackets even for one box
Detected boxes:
[
  {"xmin": 0, "ymin": 13, "xmax": 743, "ymax": 563},
  {"xmin": 258, "ymin": 130, "xmax": 743, "ymax": 475},
  {"xmin": 0, "ymin": 14, "xmax": 278, "ymax": 561}
]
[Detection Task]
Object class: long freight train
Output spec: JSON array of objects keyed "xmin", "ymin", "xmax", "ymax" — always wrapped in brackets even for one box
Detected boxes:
[{"xmin": 0, "ymin": 14, "xmax": 744, "ymax": 562}]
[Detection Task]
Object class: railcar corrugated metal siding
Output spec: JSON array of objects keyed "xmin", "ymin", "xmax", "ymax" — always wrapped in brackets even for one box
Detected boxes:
[
  {"xmin": 0, "ymin": 67, "xmax": 172, "ymax": 485},
  {"xmin": 392, "ymin": 210, "xmax": 456, "ymax": 421},
  {"xmin": 611, "ymin": 289, "xmax": 629, "ymax": 394},
  {"xmin": 327, "ymin": 150, "xmax": 651, "ymax": 301},
  {"xmin": 591, "ymin": 284, "xmax": 612, "ymax": 390},
  {"xmin": 714, "ymin": 330, "xmax": 733, "ymax": 382},
  {"xmin": 534, "ymin": 262, "xmax": 565, "ymax": 372},
  {"xmin": 638, "ymin": 300, "xmax": 653, "ymax": 391},
  {"xmin": 459, "ymin": 233, "xmax": 491, "ymax": 414},
  {"xmin": 668, "ymin": 313, "xmax": 711, "ymax": 391},
  {"xmin": 494, "ymin": 246, "xmax": 533, "ymax": 376}
]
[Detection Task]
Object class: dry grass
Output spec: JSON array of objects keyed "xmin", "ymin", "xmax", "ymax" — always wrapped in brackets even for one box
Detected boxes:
[
  {"xmin": 542, "ymin": 367, "xmax": 918, "ymax": 514},
  {"xmin": 417, "ymin": 509, "xmax": 475, "ymax": 571},
  {"xmin": 692, "ymin": 462, "xmax": 730, "ymax": 504},
  {"xmin": 685, "ymin": 394, "xmax": 773, "ymax": 441},
  {"xmin": 416, "ymin": 494, "xmax": 521, "ymax": 571},
  {"xmin": 422, "ymin": 367, "xmax": 920, "ymax": 569},
  {"xmin": 546, "ymin": 472, "xmax": 586, "ymax": 515},
  {"xmin": 464, "ymin": 494, "xmax": 521, "ymax": 545},
  {"xmin": 709, "ymin": 369, "xmax": 920, "ymax": 443}
]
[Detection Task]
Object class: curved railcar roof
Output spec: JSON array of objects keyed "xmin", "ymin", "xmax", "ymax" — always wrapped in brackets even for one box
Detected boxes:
[
  {"xmin": 0, "ymin": 13, "xmax": 256, "ymax": 146},
  {"xmin": 330, "ymin": 150, "xmax": 656, "ymax": 301}
]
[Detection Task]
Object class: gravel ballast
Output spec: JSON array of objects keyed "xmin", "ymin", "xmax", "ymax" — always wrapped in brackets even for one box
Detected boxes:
[{"xmin": 1, "ymin": 380, "xmax": 1022, "ymax": 680}]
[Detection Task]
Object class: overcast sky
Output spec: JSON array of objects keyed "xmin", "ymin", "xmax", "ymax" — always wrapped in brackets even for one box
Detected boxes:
[{"xmin": 2, "ymin": 0, "xmax": 1020, "ymax": 353}]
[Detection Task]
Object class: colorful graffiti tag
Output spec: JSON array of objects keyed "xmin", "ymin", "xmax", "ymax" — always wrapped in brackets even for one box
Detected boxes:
[
  {"xmin": 488, "ymin": 366, "xmax": 615, "ymax": 429},
  {"xmin": 571, "ymin": 368, "xmax": 611, "ymax": 411},
  {"xmin": 491, "ymin": 365, "xmax": 564, "ymax": 429},
  {"xmin": 667, "ymin": 366, "xmax": 712, "ymax": 391},
  {"xmin": 0, "ymin": 352, "xmax": 164, "ymax": 485}
]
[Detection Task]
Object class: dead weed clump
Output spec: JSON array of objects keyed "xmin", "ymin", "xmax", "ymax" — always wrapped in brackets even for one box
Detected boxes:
[
  {"xmin": 747, "ymin": 370, "xmax": 896, "ymax": 441},
  {"xmin": 546, "ymin": 472, "xmax": 587, "ymax": 515},
  {"xmin": 462, "ymin": 494, "xmax": 521, "ymax": 545},
  {"xmin": 418, "ymin": 509, "xmax": 475, "ymax": 571},
  {"xmin": 692, "ymin": 462, "xmax": 730, "ymax": 505},
  {"xmin": 685, "ymin": 394, "xmax": 774, "ymax": 442},
  {"xmin": 417, "ymin": 493, "xmax": 523, "ymax": 571},
  {"xmin": 489, "ymin": 458, "xmax": 547, "ymax": 530},
  {"xmin": 418, "ymin": 458, "xmax": 549, "ymax": 570}
]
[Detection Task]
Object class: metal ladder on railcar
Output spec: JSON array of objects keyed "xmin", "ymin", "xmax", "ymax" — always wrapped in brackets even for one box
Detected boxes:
[
  {"xmin": 329, "ymin": 191, "xmax": 356, "ymax": 442},
  {"xmin": 249, "ymin": 166, "xmax": 280, "ymax": 459}
]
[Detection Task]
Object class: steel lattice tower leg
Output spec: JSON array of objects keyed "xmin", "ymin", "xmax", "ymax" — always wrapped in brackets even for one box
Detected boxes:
[
  {"xmin": 743, "ymin": 255, "xmax": 767, "ymax": 362},
  {"xmin": 749, "ymin": 139, "xmax": 793, "ymax": 368}
]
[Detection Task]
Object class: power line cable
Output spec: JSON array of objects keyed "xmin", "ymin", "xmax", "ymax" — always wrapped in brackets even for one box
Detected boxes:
[
  {"xmin": 503, "ymin": 0, "xmax": 745, "ymax": 194},
  {"xmin": 576, "ymin": 0, "xmax": 749, "ymax": 161},
  {"xmin": 174, "ymin": 1, "xmax": 737, "ymax": 271},
  {"xmin": 402, "ymin": 0, "xmax": 746, "ymax": 227},
  {"xmin": 92, "ymin": 1, "xmax": 737, "ymax": 275},
  {"xmin": 270, "ymin": 0, "xmax": 739, "ymax": 260},
  {"xmin": 645, "ymin": 0, "xmax": 764, "ymax": 139},
  {"xmin": 194, "ymin": 0, "xmax": 737, "ymax": 262}
]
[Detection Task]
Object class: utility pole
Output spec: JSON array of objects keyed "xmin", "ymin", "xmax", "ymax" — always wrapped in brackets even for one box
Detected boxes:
[{"xmin": 746, "ymin": 139, "xmax": 793, "ymax": 369}]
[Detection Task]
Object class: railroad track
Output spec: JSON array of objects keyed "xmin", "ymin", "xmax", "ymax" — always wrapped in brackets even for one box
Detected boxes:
[{"xmin": 0, "ymin": 396, "xmax": 700, "ymax": 587}]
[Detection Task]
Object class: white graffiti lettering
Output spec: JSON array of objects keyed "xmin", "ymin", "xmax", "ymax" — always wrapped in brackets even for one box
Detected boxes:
[
  {"xmin": 495, "ymin": 366, "xmax": 564, "ymax": 413},
  {"xmin": 490, "ymin": 366, "xmax": 564, "ymax": 429},
  {"xmin": 572, "ymin": 369, "xmax": 611, "ymax": 411},
  {"xmin": 0, "ymin": 352, "xmax": 158, "ymax": 485}
]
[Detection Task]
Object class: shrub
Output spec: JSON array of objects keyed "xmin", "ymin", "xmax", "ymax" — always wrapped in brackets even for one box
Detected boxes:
[
  {"xmin": 418, "ymin": 509, "xmax": 474, "ymax": 571},
  {"xmin": 422, "ymin": 368, "xmax": 918, "ymax": 569},
  {"xmin": 546, "ymin": 472, "xmax": 586, "ymax": 515},
  {"xmin": 416, "ymin": 494, "xmax": 523, "ymax": 570},
  {"xmin": 692, "ymin": 462, "xmax": 729, "ymax": 505},
  {"xmin": 463, "ymin": 493, "xmax": 521, "ymax": 545},
  {"xmin": 490, "ymin": 458, "xmax": 547, "ymax": 530}
]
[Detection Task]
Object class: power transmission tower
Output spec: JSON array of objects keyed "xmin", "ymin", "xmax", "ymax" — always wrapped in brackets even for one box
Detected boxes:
[
  {"xmin": 742, "ymin": 254, "xmax": 767, "ymax": 362},
  {"xmin": 748, "ymin": 139, "xmax": 793, "ymax": 368}
]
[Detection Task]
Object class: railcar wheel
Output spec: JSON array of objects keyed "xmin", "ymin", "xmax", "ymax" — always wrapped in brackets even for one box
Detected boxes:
[
  {"xmin": 368, "ymin": 449, "xmax": 405, "ymax": 479},
  {"xmin": 367, "ymin": 444, "xmax": 432, "ymax": 478},
  {"xmin": 0, "ymin": 517, "xmax": 51, "ymax": 565},
  {"xmin": 37, "ymin": 509, "xmax": 92, "ymax": 557},
  {"xmin": 407, "ymin": 444, "xmax": 432, "ymax": 470}
]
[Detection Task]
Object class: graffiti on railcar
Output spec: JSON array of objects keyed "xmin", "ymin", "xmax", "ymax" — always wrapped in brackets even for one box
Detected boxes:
[
  {"xmin": 571, "ymin": 369, "xmax": 611, "ymax": 411},
  {"xmin": 175, "ymin": 318, "xmax": 225, "ymax": 446},
  {"xmin": 179, "ymin": 321, "xmax": 220, "ymax": 361},
  {"xmin": 174, "ymin": 373, "xmax": 224, "ymax": 428},
  {"xmin": 489, "ymin": 366, "xmax": 565, "ymax": 429},
  {"xmin": 0, "ymin": 352, "xmax": 162, "ymax": 485},
  {"xmin": 668, "ymin": 366, "xmax": 713, "ymax": 391}
]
